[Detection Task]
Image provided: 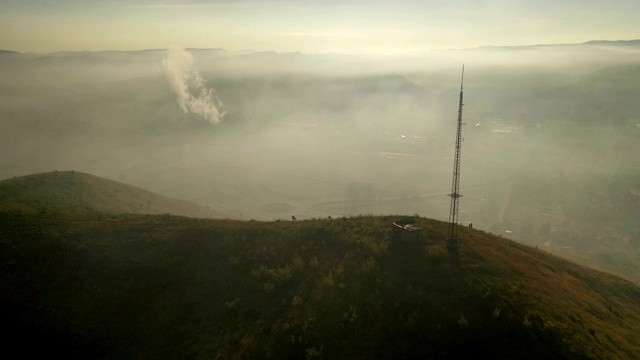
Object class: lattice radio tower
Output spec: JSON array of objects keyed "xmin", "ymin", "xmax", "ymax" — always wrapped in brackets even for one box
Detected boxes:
[{"xmin": 447, "ymin": 66, "xmax": 465, "ymax": 252}]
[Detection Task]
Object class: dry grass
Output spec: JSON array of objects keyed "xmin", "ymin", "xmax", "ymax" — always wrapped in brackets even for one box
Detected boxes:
[{"xmin": 0, "ymin": 207, "xmax": 639, "ymax": 358}]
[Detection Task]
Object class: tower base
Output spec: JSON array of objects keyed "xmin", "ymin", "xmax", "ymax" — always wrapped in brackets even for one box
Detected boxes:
[{"xmin": 447, "ymin": 238, "xmax": 458, "ymax": 253}]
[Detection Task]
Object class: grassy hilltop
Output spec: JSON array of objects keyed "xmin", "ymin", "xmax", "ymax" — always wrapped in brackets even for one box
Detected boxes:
[
  {"xmin": 0, "ymin": 171, "xmax": 232, "ymax": 219},
  {"xmin": 1, "ymin": 213, "xmax": 639, "ymax": 359},
  {"xmin": 0, "ymin": 171, "xmax": 639, "ymax": 359}
]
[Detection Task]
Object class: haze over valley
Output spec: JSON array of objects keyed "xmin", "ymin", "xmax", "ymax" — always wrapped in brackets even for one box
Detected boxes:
[{"xmin": 2, "ymin": 41, "xmax": 640, "ymax": 281}]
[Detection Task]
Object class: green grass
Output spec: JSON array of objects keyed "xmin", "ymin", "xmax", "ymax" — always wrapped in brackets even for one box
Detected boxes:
[
  {"xmin": 1, "ymin": 212, "xmax": 639, "ymax": 359},
  {"xmin": 0, "ymin": 170, "xmax": 232, "ymax": 219}
]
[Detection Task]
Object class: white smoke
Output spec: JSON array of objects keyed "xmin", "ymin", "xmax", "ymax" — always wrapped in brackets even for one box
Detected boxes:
[{"xmin": 163, "ymin": 47, "xmax": 226, "ymax": 124}]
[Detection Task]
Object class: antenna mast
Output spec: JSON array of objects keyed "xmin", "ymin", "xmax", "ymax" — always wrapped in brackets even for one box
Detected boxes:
[{"xmin": 447, "ymin": 66, "xmax": 465, "ymax": 252}]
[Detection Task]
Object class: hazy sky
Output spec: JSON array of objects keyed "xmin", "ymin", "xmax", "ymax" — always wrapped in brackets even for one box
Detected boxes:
[{"xmin": 1, "ymin": 0, "xmax": 638, "ymax": 54}]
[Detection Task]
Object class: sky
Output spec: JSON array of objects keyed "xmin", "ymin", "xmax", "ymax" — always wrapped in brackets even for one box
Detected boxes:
[{"xmin": 1, "ymin": 0, "xmax": 639, "ymax": 54}]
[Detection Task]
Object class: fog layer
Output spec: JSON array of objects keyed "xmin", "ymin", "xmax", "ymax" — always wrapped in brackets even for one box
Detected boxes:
[{"xmin": 1, "ymin": 43, "xmax": 639, "ymax": 274}]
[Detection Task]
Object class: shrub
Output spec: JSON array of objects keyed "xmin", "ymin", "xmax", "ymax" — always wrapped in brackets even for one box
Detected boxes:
[
  {"xmin": 291, "ymin": 295, "xmax": 304, "ymax": 307},
  {"xmin": 492, "ymin": 308, "xmax": 501, "ymax": 318},
  {"xmin": 457, "ymin": 313, "xmax": 469, "ymax": 327},
  {"xmin": 226, "ymin": 298, "xmax": 240, "ymax": 310},
  {"xmin": 291, "ymin": 254, "xmax": 305, "ymax": 272},
  {"xmin": 305, "ymin": 346, "xmax": 323, "ymax": 360},
  {"xmin": 364, "ymin": 257, "xmax": 377, "ymax": 272},
  {"xmin": 263, "ymin": 282, "xmax": 275, "ymax": 292},
  {"xmin": 321, "ymin": 272, "xmax": 335, "ymax": 287}
]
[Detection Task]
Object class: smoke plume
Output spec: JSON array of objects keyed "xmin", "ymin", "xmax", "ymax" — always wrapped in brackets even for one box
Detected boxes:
[{"xmin": 163, "ymin": 47, "xmax": 226, "ymax": 124}]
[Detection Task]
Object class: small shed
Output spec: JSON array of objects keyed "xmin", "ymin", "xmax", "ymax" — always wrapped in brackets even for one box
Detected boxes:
[{"xmin": 391, "ymin": 222, "xmax": 422, "ymax": 243}]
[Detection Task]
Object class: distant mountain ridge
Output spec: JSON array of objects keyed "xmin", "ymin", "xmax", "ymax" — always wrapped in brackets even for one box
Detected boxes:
[
  {"xmin": 1, "ymin": 39, "xmax": 639, "ymax": 57},
  {"xmin": 584, "ymin": 39, "xmax": 640, "ymax": 47},
  {"xmin": 0, "ymin": 171, "xmax": 234, "ymax": 219},
  {"xmin": 0, "ymin": 49, "xmax": 25, "ymax": 58}
]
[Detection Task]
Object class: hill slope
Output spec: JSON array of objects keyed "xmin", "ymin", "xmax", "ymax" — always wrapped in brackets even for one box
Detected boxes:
[
  {"xmin": 0, "ymin": 213, "xmax": 638, "ymax": 359},
  {"xmin": 0, "ymin": 171, "xmax": 232, "ymax": 219}
]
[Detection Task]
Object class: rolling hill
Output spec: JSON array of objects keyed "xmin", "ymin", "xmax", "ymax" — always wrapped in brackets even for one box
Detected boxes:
[
  {"xmin": 0, "ymin": 209, "xmax": 638, "ymax": 358},
  {"xmin": 0, "ymin": 171, "xmax": 233, "ymax": 219}
]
